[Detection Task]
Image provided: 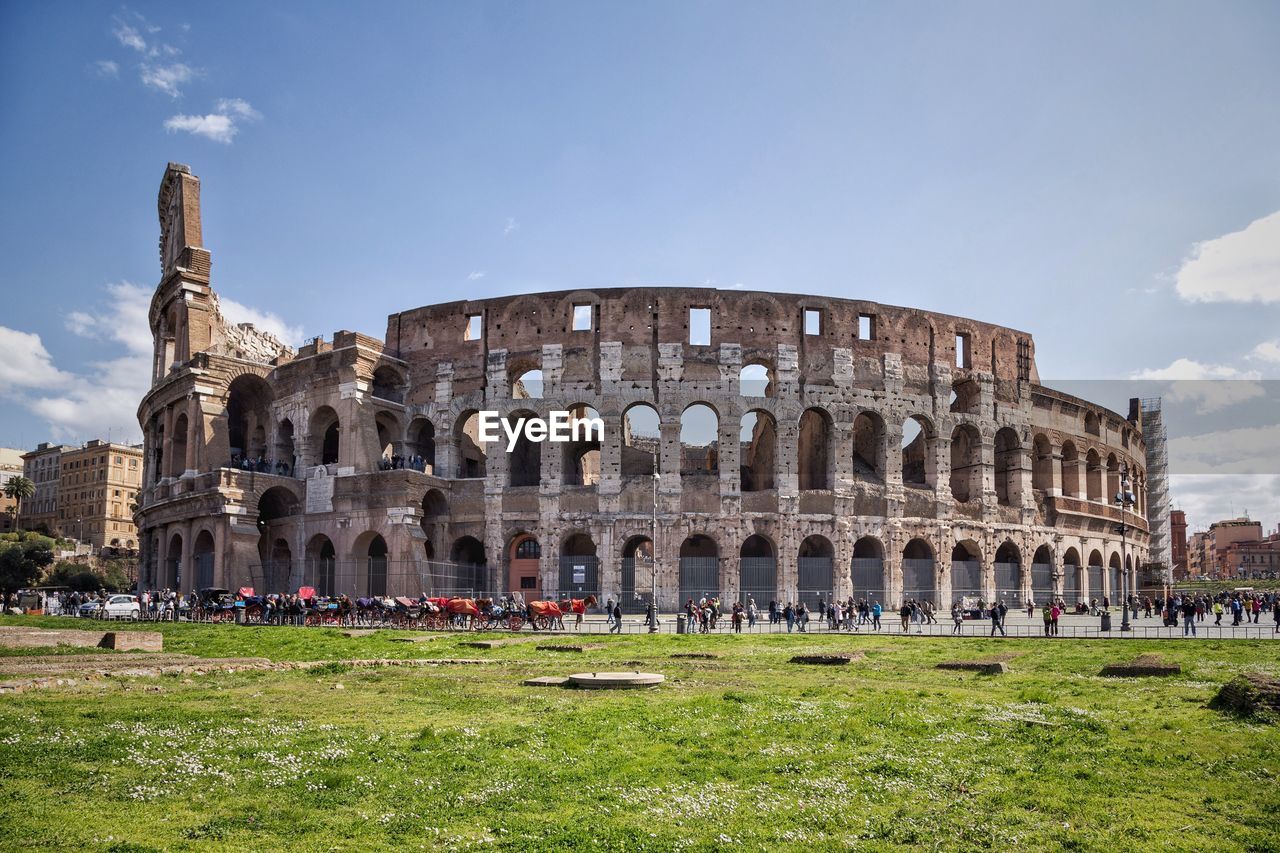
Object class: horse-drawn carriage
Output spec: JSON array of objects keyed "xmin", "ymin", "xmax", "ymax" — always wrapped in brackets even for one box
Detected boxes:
[
  {"xmin": 194, "ymin": 587, "xmax": 236, "ymax": 622},
  {"xmin": 526, "ymin": 596, "xmax": 597, "ymax": 630}
]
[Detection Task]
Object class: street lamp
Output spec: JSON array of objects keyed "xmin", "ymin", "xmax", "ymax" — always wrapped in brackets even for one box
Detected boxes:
[
  {"xmin": 648, "ymin": 456, "xmax": 659, "ymax": 633},
  {"xmin": 1114, "ymin": 463, "xmax": 1138, "ymax": 632}
]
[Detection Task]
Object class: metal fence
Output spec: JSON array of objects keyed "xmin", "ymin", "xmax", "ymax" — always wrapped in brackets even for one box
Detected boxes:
[
  {"xmin": 798, "ymin": 557, "xmax": 834, "ymax": 608},
  {"xmin": 995, "ymin": 562, "xmax": 1021, "ymax": 605},
  {"xmin": 951, "ymin": 560, "xmax": 982, "ymax": 600},
  {"xmin": 1031, "ymin": 562, "xmax": 1053, "ymax": 604},
  {"xmin": 1063, "ymin": 564, "xmax": 1080, "ymax": 603},
  {"xmin": 1088, "ymin": 565, "xmax": 1104, "ymax": 601},
  {"xmin": 558, "ymin": 555, "xmax": 600, "ymax": 601},
  {"xmin": 620, "ymin": 557, "xmax": 654, "ymax": 614},
  {"xmin": 739, "ymin": 557, "xmax": 776, "ymax": 606},
  {"xmin": 850, "ymin": 558, "xmax": 885, "ymax": 603},
  {"xmin": 902, "ymin": 558, "xmax": 936, "ymax": 605},
  {"xmin": 679, "ymin": 556, "xmax": 719, "ymax": 606}
]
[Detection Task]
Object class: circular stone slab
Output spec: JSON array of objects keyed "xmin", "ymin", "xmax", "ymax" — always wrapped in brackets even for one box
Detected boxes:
[
  {"xmin": 568, "ymin": 671, "xmax": 665, "ymax": 689},
  {"xmin": 522, "ymin": 676, "xmax": 571, "ymax": 687}
]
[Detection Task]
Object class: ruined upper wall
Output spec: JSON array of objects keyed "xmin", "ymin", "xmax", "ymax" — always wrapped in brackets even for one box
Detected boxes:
[{"xmin": 386, "ymin": 287, "xmax": 1038, "ymax": 400}]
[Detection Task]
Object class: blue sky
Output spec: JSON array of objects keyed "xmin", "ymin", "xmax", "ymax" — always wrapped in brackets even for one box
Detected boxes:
[{"xmin": 1, "ymin": 1, "xmax": 1279, "ymax": 532}]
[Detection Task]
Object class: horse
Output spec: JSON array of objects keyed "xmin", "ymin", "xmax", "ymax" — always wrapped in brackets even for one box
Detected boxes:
[
  {"xmin": 529, "ymin": 595, "xmax": 598, "ymax": 630},
  {"xmin": 445, "ymin": 597, "xmax": 480, "ymax": 629}
]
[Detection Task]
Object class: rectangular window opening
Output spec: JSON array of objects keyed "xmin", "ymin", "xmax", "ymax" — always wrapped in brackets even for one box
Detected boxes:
[
  {"xmin": 572, "ymin": 304, "xmax": 593, "ymax": 331},
  {"xmin": 858, "ymin": 314, "xmax": 875, "ymax": 341},
  {"xmin": 956, "ymin": 332, "xmax": 971, "ymax": 369},
  {"xmin": 804, "ymin": 308, "xmax": 822, "ymax": 336},
  {"xmin": 689, "ymin": 307, "xmax": 711, "ymax": 346},
  {"xmin": 464, "ymin": 314, "xmax": 483, "ymax": 342}
]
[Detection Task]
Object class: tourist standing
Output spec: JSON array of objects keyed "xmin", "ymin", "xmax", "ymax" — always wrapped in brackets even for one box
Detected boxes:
[
  {"xmin": 952, "ymin": 603, "xmax": 964, "ymax": 635},
  {"xmin": 990, "ymin": 602, "xmax": 1006, "ymax": 637},
  {"xmin": 871, "ymin": 601, "xmax": 882, "ymax": 631}
]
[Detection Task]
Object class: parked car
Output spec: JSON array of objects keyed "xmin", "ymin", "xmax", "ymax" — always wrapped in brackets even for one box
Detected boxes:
[{"xmin": 79, "ymin": 595, "xmax": 141, "ymax": 620}]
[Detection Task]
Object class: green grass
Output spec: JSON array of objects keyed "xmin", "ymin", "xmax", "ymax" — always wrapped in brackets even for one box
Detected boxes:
[{"xmin": 0, "ymin": 616, "xmax": 1277, "ymax": 851}]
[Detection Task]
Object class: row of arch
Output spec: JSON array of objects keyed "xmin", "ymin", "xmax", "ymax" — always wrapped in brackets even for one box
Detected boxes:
[{"xmin": 1031, "ymin": 433, "xmax": 1147, "ymax": 514}]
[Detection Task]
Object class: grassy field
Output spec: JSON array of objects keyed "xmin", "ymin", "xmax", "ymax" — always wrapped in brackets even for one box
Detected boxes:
[{"xmin": 0, "ymin": 616, "xmax": 1276, "ymax": 851}]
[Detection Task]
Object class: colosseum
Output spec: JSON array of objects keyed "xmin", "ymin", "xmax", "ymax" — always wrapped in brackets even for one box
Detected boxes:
[{"xmin": 136, "ymin": 163, "xmax": 1151, "ymax": 610}]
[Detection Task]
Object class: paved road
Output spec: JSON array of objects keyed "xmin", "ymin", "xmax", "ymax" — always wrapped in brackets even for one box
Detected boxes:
[{"xmin": 574, "ymin": 609, "xmax": 1280, "ymax": 639}]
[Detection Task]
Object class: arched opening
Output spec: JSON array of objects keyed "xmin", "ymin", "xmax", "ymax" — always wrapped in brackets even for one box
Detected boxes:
[
  {"xmin": 448, "ymin": 536, "xmax": 487, "ymax": 596},
  {"xmin": 193, "ymin": 530, "xmax": 215, "ymax": 590},
  {"xmin": 901, "ymin": 416, "xmax": 935, "ymax": 489},
  {"xmin": 421, "ymin": 488, "xmax": 448, "ymax": 521},
  {"xmin": 798, "ymin": 535, "xmax": 834, "ymax": 606},
  {"xmin": 1031, "ymin": 544, "xmax": 1054, "ymax": 605},
  {"xmin": 678, "ymin": 534, "xmax": 719, "ymax": 606},
  {"xmin": 1060, "ymin": 441, "xmax": 1080, "ymax": 498},
  {"xmin": 951, "ymin": 540, "xmax": 982, "ymax": 602},
  {"xmin": 375, "ymin": 411, "xmax": 402, "ymax": 464},
  {"xmin": 621, "ymin": 403, "xmax": 660, "ymax": 477},
  {"xmin": 170, "ymin": 413, "xmax": 188, "ymax": 478},
  {"xmin": 1106, "ymin": 454, "xmax": 1121, "ymax": 503},
  {"xmin": 739, "ymin": 534, "xmax": 776, "ymax": 605},
  {"xmin": 852, "ymin": 411, "xmax": 885, "ymax": 482},
  {"xmin": 511, "ymin": 367, "xmax": 544, "ymax": 399},
  {"xmin": 739, "ymin": 410, "xmax": 776, "ymax": 492},
  {"xmin": 506, "ymin": 411, "xmax": 542, "ymax": 487},
  {"xmin": 456, "ymin": 412, "xmax": 487, "ymax": 479},
  {"xmin": 275, "ymin": 419, "xmax": 296, "ymax": 475},
  {"xmin": 305, "ymin": 535, "xmax": 336, "ymax": 597},
  {"xmin": 902, "ymin": 538, "xmax": 936, "ymax": 604},
  {"xmin": 950, "ymin": 379, "xmax": 980, "ymax": 414},
  {"xmin": 165, "ymin": 531, "xmax": 182, "ymax": 589},
  {"xmin": 993, "ymin": 427, "xmax": 1020, "ymax": 506},
  {"xmin": 559, "ymin": 532, "xmax": 599, "ymax": 598},
  {"xmin": 1087, "ymin": 550, "xmax": 1105, "ymax": 602},
  {"xmin": 949, "ymin": 423, "xmax": 981, "ymax": 502},
  {"xmin": 798, "ymin": 408, "xmax": 833, "ymax": 491},
  {"xmin": 1062, "ymin": 547, "xmax": 1082, "ymax": 603},
  {"xmin": 371, "ymin": 366, "xmax": 404, "ymax": 403},
  {"xmin": 739, "ymin": 362, "xmax": 773, "ymax": 398},
  {"xmin": 152, "ymin": 418, "xmax": 164, "ymax": 484},
  {"xmin": 257, "ymin": 487, "xmax": 298, "ymax": 592},
  {"xmin": 851, "ymin": 537, "xmax": 885, "ymax": 602},
  {"xmin": 227, "ymin": 374, "xmax": 273, "ymax": 463},
  {"xmin": 311, "ymin": 406, "xmax": 340, "ymax": 467},
  {"xmin": 361, "ymin": 534, "xmax": 388, "ymax": 597},
  {"xmin": 1084, "ymin": 411, "xmax": 1100, "ymax": 436},
  {"xmin": 1032, "ymin": 434, "xmax": 1053, "ymax": 492},
  {"xmin": 680, "ymin": 404, "xmax": 719, "ymax": 476},
  {"xmin": 562, "ymin": 405, "xmax": 601, "ymax": 487},
  {"xmin": 507, "ymin": 534, "xmax": 541, "ymax": 597},
  {"xmin": 407, "ymin": 418, "xmax": 436, "ymax": 473},
  {"xmin": 621, "ymin": 535, "xmax": 654, "ymax": 612},
  {"xmin": 1107, "ymin": 552, "xmax": 1122, "ymax": 601},
  {"xmin": 1086, "ymin": 449, "xmax": 1103, "ymax": 501},
  {"xmin": 995, "ymin": 541, "xmax": 1022, "ymax": 604}
]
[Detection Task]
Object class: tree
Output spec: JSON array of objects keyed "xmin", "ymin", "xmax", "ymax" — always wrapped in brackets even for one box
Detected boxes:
[
  {"xmin": 3, "ymin": 476, "xmax": 35, "ymax": 532},
  {"xmin": 0, "ymin": 533, "xmax": 56, "ymax": 611}
]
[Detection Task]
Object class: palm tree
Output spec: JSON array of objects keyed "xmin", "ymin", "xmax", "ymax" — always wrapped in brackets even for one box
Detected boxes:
[{"xmin": 3, "ymin": 476, "xmax": 35, "ymax": 531}]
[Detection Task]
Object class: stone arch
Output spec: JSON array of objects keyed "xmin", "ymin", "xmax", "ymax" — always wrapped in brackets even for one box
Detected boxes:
[
  {"xmin": 951, "ymin": 538, "xmax": 983, "ymax": 602},
  {"xmin": 622, "ymin": 402, "xmax": 661, "ymax": 477},
  {"xmin": 275, "ymin": 419, "xmax": 296, "ymax": 474},
  {"xmin": 455, "ymin": 410, "xmax": 488, "ymax": 479},
  {"xmin": 621, "ymin": 534, "xmax": 654, "ymax": 610},
  {"xmin": 375, "ymin": 410, "xmax": 403, "ymax": 461},
  {"xmin": 507, "ymin": 532, "xmax": 541, "ymax": 597},
  {"xmin": 902, "ymin": 537, "xmax": 936, "ymax": 604},
  {"xmin": 739, "ymin": 533, "xmax": 776, "ymax": 605},
  {"xmin": 305, "ymin": 534, "xmax": 336, "ymax": 597},
  {"xmin": 352, "ymin": 532, "xmax": 388, "ymax": 597},
  {"xmin": 1031, "ymin": 544, "xmax": 1054, "ymax": 605},
  {"xmin": 1060, "ymin": 440, "xmax": 1080, "ymax": 498},
  {"xmin": 505, "ymin": 409, "xmax": 542, "ymax": 487},
  {"xmin": 170, "ymin": 412, "xmax": 189, "ymax": 478},
  {"xmin": 852, "ymin": 410, "xmax": 885, "ymax": 482},
  {"xmin": 371, "ymin": 365, "xmax": 406, "ymax": 403},
  {"xmin": 559, "ymin": 531, "xmax": 599, "ymax": 598},
  {"xmin": 993, "ymin": 427, "xmax": 1021, "ymax": 506},
  {"xmin": 740, "ymin": 409, "xmax": 777, "ymax": 491},
  {"xmin": 798, "ymin": 534, "xmax": 835, "ymax": 605},
  {"xmin": 192, "ymin": 529, "xmax": 215, "ymax": 590},
  {"xmin": 901, "ymin": 415, "xmax": 936, "ymax": 489},
  {"xmin": 1032, "ymin": 433, "xmax": 1053, "ymax": 491},
  {"xmin": 407, "ymin": 417, "xmax": 436, "ymax": 472},
  {"xmin": 680, "ymin": 403, "xmax": 719, "ymax": 476},
  {"xmin": 739, "ymin": 361, "xmax": 774, "ymax": 398},
  {"xmin": 562, "ymin": 404, "xmax": 601, "ymax": 487},
  {"xmin": 851, "ymin": 536, "xmax": 886, "ymax": 602},
  {"xmin": 227, "ymin": 374, "xmax": 273, "ymax": 461},
  {"xmin": 1086, "ymin": 448, "xmax": 1103, "ymax": 500},
  {"xmin": 950, "ymin": 379, "xmax": 981, "ymax": 415},
  {"xmin": 678, "ymin": 533, "xmax": 719, "ymax": 606},
  {"xmin": 798, "ymin": 407, "xmax": 834, "ymax": 491},
  {"xmin": 1062, "ymin": 546, "xmax": 1083, "ymax": 603},
  {"xmin": 310, "ymin": 406, "xmax": 341, "ymax": 466},
  {"xmin": 949, "ymin": 422, "xmax": 981, "ymax": 502}
]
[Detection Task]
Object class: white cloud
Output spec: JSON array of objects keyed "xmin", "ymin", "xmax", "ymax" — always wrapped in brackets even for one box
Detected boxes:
[
  {"xmin": 0, "ymin": 327, "xmax": 73, "ymax": 392},
  {"xmin": 26, "ymin": 354, "xmax": 152, "ymax": 443},
  {"xmin": 1250, "ymin": 340, "xmax": 1280, "ymax": 364},
  {"xmin": 1170, "ymin": 474, "xmax": 1280, "ymax": 535},
  {"xmin": 113, "ymin": 22, "xmax": 147, "ymax": 53},
  {"xmin": 140, "ymin": 62, "xmax": 194, "ymax": 97},
  {"xmin": 467, "ymin": 271, "xmax": 486, "ymax": 281},
  {"xmin": 1174, "ymin": 210, "xmax": 1280, "ymax": 304},
  {"xmin": 1167, "ymin": 426, "xmax": 1280, "ymax": 475},
  {"xmin": 94, "ymin": 60, "xmax": 119, "ymax": 78},
  {"xmin": 164, "ymin": 112, "xmax": 236, "ymax": 143},
  {"xmin": 164, "ymin": 98, "xmax": 261, "ymax": 144},
  {"xmin": 1130, "ymin": 359, "xmax": 1265, "ymax": 414},
  {"xmin": 219, "ymin": 297, "xmax": 304, "ymax": 346},
  {"xmin": 63, "ymin": 282, "xmax": 153, "ymax": 356},
  {"xmin": 215, "ymin": 98, "xmax": 261, "ymax": 120},
  {"xmin": 503, "ymin": 217, "xmax": 519, "ymax": 236}
]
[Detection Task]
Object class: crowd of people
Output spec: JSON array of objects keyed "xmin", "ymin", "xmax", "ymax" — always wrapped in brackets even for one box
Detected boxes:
[
  {"xmin": 378, "ymin": 454, "xmax": 430, "ymax": 472},
  {"xmin": 228, "ymin": 454, "xmax": 294, "ymax": 476}
]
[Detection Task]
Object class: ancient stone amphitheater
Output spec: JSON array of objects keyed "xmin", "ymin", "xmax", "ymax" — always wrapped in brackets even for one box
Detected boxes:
[{"xmin": 136, "ymin": 163, "xmax": 1151, "ymax": 610}]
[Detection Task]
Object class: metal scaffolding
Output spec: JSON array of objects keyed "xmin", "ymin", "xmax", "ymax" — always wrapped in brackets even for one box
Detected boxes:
[{"xmin": 1140, "ymin": 397, "xmax": 1172, "ymax": 585}]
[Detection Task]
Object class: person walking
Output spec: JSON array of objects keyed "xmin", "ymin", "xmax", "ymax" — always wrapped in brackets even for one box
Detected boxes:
[
  {"xmin": 951, "ymin": 603, "xmax": 964, "ymax": 635},
  {"xmin": 1212, "ymin": 600, "xmax": 1223, "ymax": 626},
  {"xmin": 610, "ymin": 599, "xmax": 622, "ymax": 634},
  {"xmin": 1181, "ymin": 597, "xmax": 1197, "ymax": 637},
  {"xmin": 990, "ymin": 602, "xmax": 1006, "ymax": 637},
  {"xmin": 899, "ymin": 602, "xmax": 911, "ymax": 632}
]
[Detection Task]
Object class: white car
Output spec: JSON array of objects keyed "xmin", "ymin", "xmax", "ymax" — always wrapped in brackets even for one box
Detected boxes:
[{"xmin": 80, "ymin": 595, "xmax": 141, "ymax": 620}]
